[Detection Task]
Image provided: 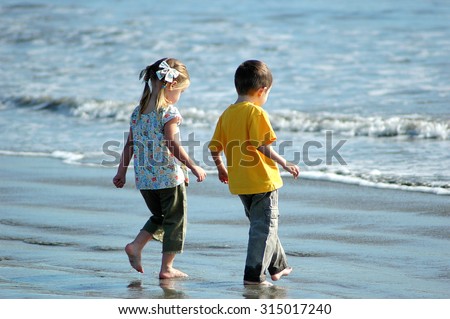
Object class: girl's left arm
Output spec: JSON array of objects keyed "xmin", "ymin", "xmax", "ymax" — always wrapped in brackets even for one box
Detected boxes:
[
  {"xmin": 113, "ymin": 127, "xmax": 134, "ymax": 188},
  {"xmin": 164, "ymin": 119, "xmax": 206, "ymax": 182}
]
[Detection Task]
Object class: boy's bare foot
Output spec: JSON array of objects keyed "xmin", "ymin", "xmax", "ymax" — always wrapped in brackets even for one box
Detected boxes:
[
  {"xmin": 243, "ymin": 280, "xmax": 273, "ymax": 286},
  {"xmin": 125, "ymin": 243, "xmax": 144, "ymax": 273},
  {"xmin": 159, "ymin": 267, "xmax": 188, "ymax": 279},
  {"xmin": 271, "ymin": 267, "xmax": 292, "ymax": 281}
]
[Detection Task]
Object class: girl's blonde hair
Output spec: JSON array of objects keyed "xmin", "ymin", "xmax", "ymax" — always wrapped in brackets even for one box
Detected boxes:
[{"xmin": 138, "ymin": 58, "xmax": 190, "ymax": 116}]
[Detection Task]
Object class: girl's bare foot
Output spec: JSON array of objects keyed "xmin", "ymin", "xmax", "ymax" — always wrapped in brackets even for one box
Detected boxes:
[
  {"xmin": 125, "ymin": 243, "xmax": 144, "ymax": 273},
  {"xmin": 159, "ymin": 267, "xmax": 188, "ymax": 279},
  {"xmin": 271, "ymin": 267, "xmax": 292, "ymax": 281},
  {"xmin": 243, "ymin": 280, "xmax": 273, "ymax": 286}
]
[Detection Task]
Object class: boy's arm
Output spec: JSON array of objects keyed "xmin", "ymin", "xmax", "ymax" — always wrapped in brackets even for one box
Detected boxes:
[
  {"xmin": 210, "ymin": 151, "xmax": 228, "ymax": 184},
  {"xmin": 257, "ymin": 144, "xmax": 300, "ymax": 179},
  {"xmin": 113, "ymin": 127, "xmax": 133, "ymax": 188},
  {"xmin": 164, "ymin": 119, "xmax": 206, "ymax": 182}
]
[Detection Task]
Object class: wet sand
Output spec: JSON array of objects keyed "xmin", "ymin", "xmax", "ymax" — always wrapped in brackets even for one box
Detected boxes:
[{"xmin": 0, "ymin": 155, "xmax": 449, "ymax": 298}]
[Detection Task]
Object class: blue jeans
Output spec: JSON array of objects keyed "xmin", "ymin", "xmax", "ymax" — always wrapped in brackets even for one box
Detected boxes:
[{"xmin": 239, "ymin": 190, "xmax": 289, "ymax": 282}]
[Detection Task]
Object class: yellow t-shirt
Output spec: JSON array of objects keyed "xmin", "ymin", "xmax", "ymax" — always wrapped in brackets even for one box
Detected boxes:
[{"xmin": 209, "ymin": 101, "xmax": 283, "ymax": 195}]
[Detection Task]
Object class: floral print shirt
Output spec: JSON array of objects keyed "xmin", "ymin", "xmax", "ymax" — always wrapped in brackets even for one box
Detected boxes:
[{"xmin": 130, "ymin": 105, "xmax": 187, "ymax": 190}]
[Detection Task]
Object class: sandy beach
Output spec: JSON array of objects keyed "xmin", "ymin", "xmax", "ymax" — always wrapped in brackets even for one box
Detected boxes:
[{"xmin": 0, "ymin": 155, "xmax": 449, "ymax": 299}]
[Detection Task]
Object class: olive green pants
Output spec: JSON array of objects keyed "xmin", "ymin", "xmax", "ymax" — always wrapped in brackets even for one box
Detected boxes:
[{"xmin": 140, "ymin": 183, "xmax": 187, "ymax": 254}]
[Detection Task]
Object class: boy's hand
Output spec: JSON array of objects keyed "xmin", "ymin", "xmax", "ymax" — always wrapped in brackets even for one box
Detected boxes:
[
  {"xmin": 282, "ymin": 162, "xmax": 300, "ymax": 179},
  {"xmin": 191, "ymin": 165, "xmax": 207, "ymax": 182},
  {"xmin": 113, "ymin": 173, "xmax": 126, "ymax": 188},
  {"xmin": 218, "ymin": 166, "xmax": 229, "ymax": 184}
]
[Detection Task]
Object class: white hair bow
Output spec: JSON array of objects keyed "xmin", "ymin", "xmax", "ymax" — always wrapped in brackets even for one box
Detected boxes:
[{"xmin": 156, "ymin": 60, "xmax": 180, "ymax": 83}]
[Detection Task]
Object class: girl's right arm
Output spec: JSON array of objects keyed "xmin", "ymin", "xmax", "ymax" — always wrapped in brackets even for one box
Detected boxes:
[
  {"xmin": 113, "ymin": 128, "xmax": 134, "ymax": 188},
  {"xmin": 164, "ymin": 119, "xmax": 206, "ymax": 182}
]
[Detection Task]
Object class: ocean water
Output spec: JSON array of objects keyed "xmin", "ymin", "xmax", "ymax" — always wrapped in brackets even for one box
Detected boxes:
[{"xmin": 0, "ymin": 0, "xmax": 449, "ymax": 194}]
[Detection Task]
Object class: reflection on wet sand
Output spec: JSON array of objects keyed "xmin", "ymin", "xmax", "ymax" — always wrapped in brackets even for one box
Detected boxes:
[
  {"xmin": 243, "ymin": 285, "xmax": 288, "ymax": 299},
  {"xmin": 126, "ymin": 279, "xmax": 188, "ymax": 299},
  {"xmin": 126, "ymin": 279, "xmax": 289, "ymax": 299},
  {"xmin": 159, "ymin": 279, "xmax": 188, "ymax": 299}
]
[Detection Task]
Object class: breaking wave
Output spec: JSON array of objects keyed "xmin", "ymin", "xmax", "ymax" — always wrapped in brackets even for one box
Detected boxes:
[{"xmin": 4, "ymin": 95, "xmax": 449, "ymax": 139}]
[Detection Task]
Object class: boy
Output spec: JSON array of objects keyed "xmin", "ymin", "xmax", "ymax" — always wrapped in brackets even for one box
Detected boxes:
[{"xmin": 209, "ymin": 60, "xmax": 300, "ymax": 286}]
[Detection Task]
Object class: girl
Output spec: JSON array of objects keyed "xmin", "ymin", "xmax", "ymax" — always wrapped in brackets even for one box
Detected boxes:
[{"xmin": 113, "ymin": 58, "xmax": 206, "ymax": 279}]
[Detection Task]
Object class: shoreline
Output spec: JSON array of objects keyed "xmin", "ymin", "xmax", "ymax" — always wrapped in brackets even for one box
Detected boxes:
[
  {"xmin": 0, "ymin": 155, "xmax": 449, "ymax": 299},
  {"xmin": 1, "ymin": 149, "xmax": 448, "ymax": 196}
]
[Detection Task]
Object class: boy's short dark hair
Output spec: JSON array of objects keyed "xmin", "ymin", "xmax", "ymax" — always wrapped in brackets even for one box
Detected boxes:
[{"xmin": 234, "ymin": 60, "xmax": 273, "ymax": 95}]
